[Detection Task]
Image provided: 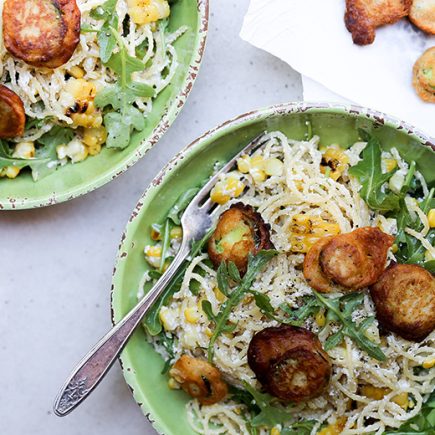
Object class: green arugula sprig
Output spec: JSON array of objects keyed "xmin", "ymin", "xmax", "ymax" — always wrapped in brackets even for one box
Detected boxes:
[
  {"xmin": 159, "ymin": 333, "xmax": 176, "ymax": 375},
  {"xmin": 242, "ymin": 382, "xmax": 294, "ymax": 428},
  {"xmin": 395, "ymin": 187, "xmax": 435, "ymax": 270},
  {"xmin": 279, "ymin": 296, "xmax": 322, "ymax": 326},
  {"xmin": 230, "ymin": 384, "xmax": 316, "ymax": 433},
  {"xmin": 89, "ymin": 0, "xmax": 118, "ymax": 63},
  {"xmin": 90, "ymin": 0, "xmax": 155, "ymax": 149},
  {"xmin": 94, "ymin": 27, "xmax": 155, "ymax": 149},
  {"xmin": 384, "ymin": 391, "xmax": 435, "ymax": 434},
  {"xmin": 0, "ymin": 126, "xmax": 74, "ymax": 180},
  {"xmin": 0, "ymin": 141, "xmax": 35, "ymax": 170},
  {"xmin": 202, "ymin": 250, "xmax": 278, "ymax": 362},
  {"xmin": 349, "ymin": 131, "xmax": 400, "ymax": 212},
  {"xmin": 349, "ymin": 130, "xmax": 434, "ymax": 273},
  {"xmin": 281, "ymin": 292, "xmax": 386, "ymax": 361},
  {"xmin": 313, "ymin": 291, "xmax": 386, "ymax": 361}
]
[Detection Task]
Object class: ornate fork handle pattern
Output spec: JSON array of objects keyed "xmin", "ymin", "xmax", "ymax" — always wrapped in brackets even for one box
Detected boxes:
[{"xmin": 54, "ymin": 242, "xmax": 189, "ymax": 416}]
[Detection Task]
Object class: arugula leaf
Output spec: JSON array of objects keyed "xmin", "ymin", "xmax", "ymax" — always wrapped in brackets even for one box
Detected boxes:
[
  {"xmin": 394, "ymin": 188, "xmax": 435, "ymax": 270},
  {"xmin": 31, "ymin": 126, "xmax": 75, "ymax": 180},
  {"xmin": 243, "ymin": 383, "xmax": 293, "ymax": 428},
  {"xmin": 94, "ymin": 27, "xmax": 155, "ymax": 149},
  {"xmin": 279, "ymin": 296, "xmax": 322, "ymax": 326},
  {"xmin": 349, "ymin": 131, "xmax": 433, "ymax": 270},
  {"xmin": 384, "ymin": 391, "xmax": 435, "ymax": 434},
  {"xmin": 231, "ymin": 384, "xmax": 316, "ymax": 432},
  {"xmin": 36, "ymin": 126, "xmax": 74, "ymax": 157},
  {"xmin": 216, "ymin": 262, "xmax": 230, "ymax": 297},
  {"xmin": 281, "ymin": 292, "xmax": 385, "ymax": 360},
  {"xmin": 313, "ymin": 291, "xmax": 386, "ymax": 361},
  {"xmin": 158, "ymin": 332, "xmax": 176, "ymax": 374},
  {"xmin": 25, "ymin": 116, "xmax": 52, "ymax": 131},
  {"xmin": 349, "ymin": 133, "xmax": 400, "ymax": 212},
  {"xmin": 423, "ymin": 260, "xmax": 435, "ymax": 274},
  {"xmin": 229, "ymin": 382, "xmax": 316, "ymax": 435},
  {"xmin": 206, "ymin": 250, "xmax": 278, "ymax": 361},
  {"xmin": 0, "ymin": 125, "xmax": 73, "ymax": 179},
  {"xmin": 249, "ymin": 291, "xmax": 276, "ymax": 318},
  {"xmin": 0, "ymin": 141, "xmax": 33, "ymax": 170},
  {"xmin": 189, "ymin": 259, "xmax": 213, "ymax": 295},
  {"xmin": 90, "ymin": 0, "xmax": 118, "ymax": 63}
]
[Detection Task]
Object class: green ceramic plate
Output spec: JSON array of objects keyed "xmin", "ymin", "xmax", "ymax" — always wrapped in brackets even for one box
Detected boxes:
[
  {"xmin": 111, "ymin": 103, "xmax": 435, "ymax": 435},
  {"xmin": 0, "ymin": 0, "xmax": 208, "ymax": 210}
]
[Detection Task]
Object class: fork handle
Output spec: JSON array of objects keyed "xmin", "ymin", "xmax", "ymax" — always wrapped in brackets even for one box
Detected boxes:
[{"xmin": 53, "ymin": 244, "xmax": 189, "ymax": 417}]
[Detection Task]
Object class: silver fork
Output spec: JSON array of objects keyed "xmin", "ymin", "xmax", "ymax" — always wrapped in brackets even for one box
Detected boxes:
[{"xmin": 53, "ymin": 132, "xmax": 268, "ymax": 417}]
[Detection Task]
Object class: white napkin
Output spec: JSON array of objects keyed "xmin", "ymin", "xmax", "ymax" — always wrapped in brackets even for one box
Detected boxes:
[{"xmin": 240, "ymin": 0, "xmax": 435, "ymax": 138}]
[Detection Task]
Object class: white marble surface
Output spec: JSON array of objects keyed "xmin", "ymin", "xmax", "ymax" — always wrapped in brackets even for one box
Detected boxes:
[{"xmin": 0, "ymin": 1, "xmax": 301, "ymax": 434}]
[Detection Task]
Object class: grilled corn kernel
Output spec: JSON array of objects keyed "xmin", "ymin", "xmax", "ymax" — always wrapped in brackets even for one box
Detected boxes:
[
  {"xmin": 127, "ymin": 0, "xmax": 170, "ymax": 25},
  {"xmin": 320, "ymin": 147, "xmax": 349, "ymax": 181},
  {"xmin": 210, "ymin": 175, "xmax": 244, "ymax": 205},
  {"xmin": 70, "ymin": 101, "xmax": 103, "ymax": 128},
  {"xmin": 68, "ymin": 66, "xmax": 85, "ymax": 79},
  {"xmin": 184, "ymin": 307, "xmax": 200, "ymax": 324},
  {"xmin": 250, "ymin": 155, "xmax": 264, "ymax": 168},
  {"xmin": 144, "ymin": 244, "xmax": 162, "ymax": 268},
  {"xmin": 170, "ymin": 226, "xmax": 183, "ymax": 239},
  {"xmin": 289, "ymin": 214, "xmax": 340, "ymax": 253},
  {"xmin": 249, "ymin": 155, "xmax": 266, "ymax": 182},
  {"xmin": 82, "ymin": 126, "xmax": 107, "ymax": 148},
  {"xmin": 237, "ymin": 155, "xmax": 251, "ymax": 173},
  {"xmin": 294, "ymin": 180, "xmax": 303, "ymax": 191},
  {"xmin": 428, "ymin": 209, "xmax": 435, "ymax": 228},
  {"xmin": 393, "ymin": 392, "xmax": 409, "ymax": 409},
  {"xmin": 1, "ymin": 166, "xmax": 20, "ymax": 178},
  {"xmin": 65, "ymin": 78, "xmax": 96, "ymax": 101},
  {"xmin": 12, "ymin": 141, "xmax": 35, "ymax": 159},
  {"xmin": 64, "ymin": 79, "xmax": 102, "ymax": 128},
  {"xmin": 214, "ymin": 287, "xmax": 226, "ymax": 303},
  {"xmin": 56, "ymin": 138, "xmax": 89, "ymax": 163},
  {"xmin": 159, "ymin": 306, "xmax": 178, "ymax": 331},
  {"xmin": 151, "ymin": 228, "xmax": 161, "ymax": 241},
  {"xmin": 317, "ymin": 417, "xmax": 347, "ymax": 435},
  {"xmin": 315, "ymin": 309, "xmax": 326, "ymax": 327},
  {"xmin": 264, "ymin": 158, "xmax": 284, "ymax": 176},
  {"xmin": 144, "ymin": 245, "xmax": 162, "ymax": 257},
  {"xmin": 87, "ymin": 143, "xmax": 102, "ymax": 156},
  {"xmin": 423, "ymin": 358, "xmax": 435, "ymax": 369},
  {"xmin": 384, "ymin": 158, "xmax": 397, "ymax": 172},
  {"xmin": 361, "ymin": 385, "xmax": 389, "ymax": 400},
  {"xmin": 168, "ymin": 378, "xmax": 180, "ymax": 390},
  {"xmin": 250, "ymin": 167, "xmax": 267, "ymax": 183},
  {"xmin": 270, "ymin": 428, "xmax": 280, "ymax": 435}
]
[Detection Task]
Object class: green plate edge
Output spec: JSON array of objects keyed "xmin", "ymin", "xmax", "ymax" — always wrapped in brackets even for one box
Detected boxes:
[
  {"xmin": 111, "ymin": 102, "xmax": 435, "ymax": 435},
  {"xmin": 0, "ymin": 0, "xmax": 209, "ymax": 210}
]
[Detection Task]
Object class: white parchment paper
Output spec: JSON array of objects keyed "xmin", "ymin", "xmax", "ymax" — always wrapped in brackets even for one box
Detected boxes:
[{"xmin": 240, "ymin": 0, "xmax": 435, "ymax": 137}]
